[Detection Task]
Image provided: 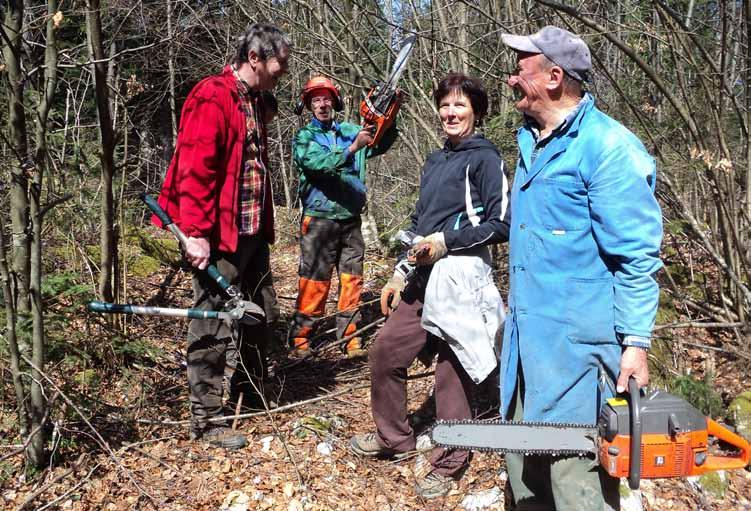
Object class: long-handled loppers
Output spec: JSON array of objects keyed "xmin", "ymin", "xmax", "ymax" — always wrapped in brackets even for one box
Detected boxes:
[{"xmin": 87, "ymin": 194, "xmax": 264, "ymax": 325}]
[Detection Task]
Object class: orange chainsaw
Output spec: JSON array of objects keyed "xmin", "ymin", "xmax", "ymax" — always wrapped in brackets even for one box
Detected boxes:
[
  {"xmin": 431, "ymin": 378, "xmax": 750, "ymax": 489},
  {"xmin": 359, "ymin": 35, "xmax": 415, "ymax": 147}
]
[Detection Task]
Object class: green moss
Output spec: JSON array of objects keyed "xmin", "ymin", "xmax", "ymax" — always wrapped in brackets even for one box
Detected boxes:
[
  {"xmin": 131, "ymin": 230, "xmax": 181, "ymax": 267},
  {"xmin": 669, "ymin": 374, "xmax": 724, "ymax": 418},
  {"xmin": 728, "ymin": 391, "xmax": 751, "ymax": 440},
  {"xmin": 655, "ymin": 290, "xmax": 679, "ymax": 324},
  {"xmin": 665, "ymin": 219, "xmax": 691, "ymax": 235},
  {"xmin": 129, "ymin": 254, "xmax": 162, "ymax": 277},
  {"xmin": 74, "ymin": 369, "xmax": 99, "ymax": 387},
  {"xmin": 698, "ymin": 471, "xmax": 727, "ymax": 498}
]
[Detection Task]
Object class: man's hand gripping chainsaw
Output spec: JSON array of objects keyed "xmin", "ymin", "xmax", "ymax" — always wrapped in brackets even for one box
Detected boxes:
[
  {"xmin": 359, "ymin": 35, "xmax": 415, "ymax": 147},
  {"xmin": 87, "ymin": 194, "xmax": 264, "ymax": 326}
]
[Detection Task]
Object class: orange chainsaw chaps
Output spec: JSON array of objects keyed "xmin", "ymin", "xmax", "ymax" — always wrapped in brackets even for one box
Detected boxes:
[
  {"xmin": 599, "ymin": 420, "xmax": 750, "ymax": 479},
  {"xmin": 359, "ymin": 91, "xmax": 401, "ymax": 148}
]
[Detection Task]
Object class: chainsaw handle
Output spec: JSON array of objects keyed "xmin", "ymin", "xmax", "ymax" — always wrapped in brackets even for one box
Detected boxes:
[
  {"xmin": 628, "ymin": 377, "xmax": 642, "ymax": 490},
  {"xmin": 696, "ymin": 419, "xmax": 751, "ymax": 474}
]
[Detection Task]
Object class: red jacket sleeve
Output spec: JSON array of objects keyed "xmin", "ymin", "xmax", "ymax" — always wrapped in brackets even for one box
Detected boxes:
[{"xmin": 173, "ymin": 87, "xmax": 228, "ymax": 238}]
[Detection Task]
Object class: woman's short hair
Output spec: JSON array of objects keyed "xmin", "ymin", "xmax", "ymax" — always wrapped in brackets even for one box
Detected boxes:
[
  {"xmin": 235, "ymin": 23, "xmax": 291, "ymax": 63},
  {"xmin": 433, "ymin": 73, "xmax": 488, "ymax": 122}
]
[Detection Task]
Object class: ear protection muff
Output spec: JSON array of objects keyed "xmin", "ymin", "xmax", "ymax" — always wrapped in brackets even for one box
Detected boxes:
[{"xmin": 296, "ymin": 76, "xmax": 344, "ymax": 115}]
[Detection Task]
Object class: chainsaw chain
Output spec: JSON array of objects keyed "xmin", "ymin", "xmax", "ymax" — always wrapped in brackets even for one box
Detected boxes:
[{"xmin": 430, "ymin": 419, "xmax": 596, "ymax": 456}]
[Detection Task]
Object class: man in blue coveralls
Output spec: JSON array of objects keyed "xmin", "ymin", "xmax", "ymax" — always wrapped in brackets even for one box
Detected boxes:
[{"xmin": 499, "ymin": 26, "xmax": 663, "ymax": 510}]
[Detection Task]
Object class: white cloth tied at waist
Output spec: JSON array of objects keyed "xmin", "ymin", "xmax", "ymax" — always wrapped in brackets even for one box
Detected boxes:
[{"xmin": 421, "ymin": 247, "xmax": 505, "ymax": 383}]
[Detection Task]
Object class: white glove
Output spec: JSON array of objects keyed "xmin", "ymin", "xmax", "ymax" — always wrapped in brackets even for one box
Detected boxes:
[
  {"xmin": 380, "ymin": 272, "xmax": 406, "ymax": 316},
  {"xmin": 412, "ymin": 232, "xmax": 448, "ymax": 266}
]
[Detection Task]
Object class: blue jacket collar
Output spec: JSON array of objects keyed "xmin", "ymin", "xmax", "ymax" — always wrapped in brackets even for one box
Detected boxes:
[
  {"xmin": 311, "ymin": 117, "xmax": 339, "ymax": 132},
  {"xmin": 522, "ymin": 93, "xmax": 593, "ymax": 142},
  {"xmin": 517, "ymin": 94, "xmax": 595, "ymax": 188}
]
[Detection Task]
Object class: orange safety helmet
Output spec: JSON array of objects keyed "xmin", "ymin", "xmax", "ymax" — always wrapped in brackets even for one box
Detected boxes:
[{"xmin": 294, "ymin": 76, "xmax": 344, "ymax": 115}]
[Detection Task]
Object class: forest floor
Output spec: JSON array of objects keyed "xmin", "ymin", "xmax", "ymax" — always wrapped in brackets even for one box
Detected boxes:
[{"xmin": 2, "ymin": 223, "xmax": 751, "ymax": 511}]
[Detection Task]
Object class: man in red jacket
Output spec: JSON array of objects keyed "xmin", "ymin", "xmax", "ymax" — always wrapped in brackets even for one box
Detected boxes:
[{"xmin": 154, "ymin": 23, "xmax": 290, "ymax": 450}]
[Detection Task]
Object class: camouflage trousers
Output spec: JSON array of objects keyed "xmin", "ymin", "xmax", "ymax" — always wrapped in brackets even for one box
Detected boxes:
[
  {"xmin": 505, "ymin": 373, "xmax": 620, "ymax": 511},
  {"xmin": 187, "ymin": 234, "xmax": 275, "ymax": 432}
]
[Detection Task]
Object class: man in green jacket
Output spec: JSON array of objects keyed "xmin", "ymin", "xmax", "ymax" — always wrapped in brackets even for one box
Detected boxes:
[{"xmin": 290, "ymin": 76, "xmax": 398, "ymax": 357}]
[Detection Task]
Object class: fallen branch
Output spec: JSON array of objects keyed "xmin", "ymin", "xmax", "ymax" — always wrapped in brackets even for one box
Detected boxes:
[
  {"xmin": 135, "ymin": 369, "xmax": 436, "ymax": 427},
  {"xmin": 136, "ymin": 383, "xmax": 370, "ymax": 426},
  {"xmin": 17, "ymin": 453, "xmax": 87, "ymax": 511},
  {"xmin": 20, "ymin": 355, "xmax": 155, "ymax": 503},
  {"xmin": 654, "ymin": 321, "xmax": 745, "ymax": 331},
  {"xmin": 277, "ymin": 317, "xmax": 386, "ymax": 371},
  {"xmin": 35, "ymin": 462, "xmax": 101, "ymax": 511},
  {"xmin": 0, "ymin": 392, "xmax": 59, "ymax": 463}
]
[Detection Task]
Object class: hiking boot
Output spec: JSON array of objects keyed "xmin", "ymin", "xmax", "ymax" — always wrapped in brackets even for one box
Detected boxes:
[
  {"xmin": 345, "ymin": 337, "xmax": 367, "ymax": 358},
  {"xmin": 290, "ymin": 337, "xmax": 312, "ymax": 358},
  {"xmin": 350, "ymin": 432, "xmax": 406, "ymax": 459},
  {"xmin": 415, "ymin": 469, "xmax": 457, "ymax": 499},
  {"xmin": 200, "ymin": 426, "xmax": 247, "ymax": 450}
]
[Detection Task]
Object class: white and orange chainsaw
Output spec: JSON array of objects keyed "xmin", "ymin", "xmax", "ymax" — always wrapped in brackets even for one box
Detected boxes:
[{"xmin": 359, "ymin": 35, "xmax": 416, "ymax": 147}]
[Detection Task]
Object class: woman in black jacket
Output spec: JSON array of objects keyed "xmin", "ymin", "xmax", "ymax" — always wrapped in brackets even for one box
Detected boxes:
[{"xmin": 350, "ymin": 73, "xmax": 511, "ymax": 498}]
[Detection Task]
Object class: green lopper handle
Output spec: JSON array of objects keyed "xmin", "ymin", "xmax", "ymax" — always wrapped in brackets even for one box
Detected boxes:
[
  {"xmin": 206, "ymin": 265, "xmax": 231, "ymax": 291},
  {"xmin": 88, "ymin": 300, "xmax": 132, "ymax": 314},
  {"xmin": 141, "ymin": 193, "xmax": 233, "ymax": 294},
  {"xmin": 141, "ymin": 193, "xmax": 172, "ymax": 226}
]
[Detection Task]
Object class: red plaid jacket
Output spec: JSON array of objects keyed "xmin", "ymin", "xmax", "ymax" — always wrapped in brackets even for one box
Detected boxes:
[{"xmin": 154, "ymin": 66, "xmax": 275, "ymax": 252}]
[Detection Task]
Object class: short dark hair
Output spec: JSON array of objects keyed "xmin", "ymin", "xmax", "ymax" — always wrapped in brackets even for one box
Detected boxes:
[
  {"xmin": 433, "ymin": 73, "xmax": 488, "ymax": 122},
  {"xmin": 235, "ymin": 23, "xmax": 291, "ymax": 63}
]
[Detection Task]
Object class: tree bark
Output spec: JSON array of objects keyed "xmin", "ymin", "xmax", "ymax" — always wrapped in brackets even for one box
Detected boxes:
[
  {"xmin": 2, "ymin": 0, "xmax": 31, "ymax": 314},
  {"xmin": 86, "ymin": 0, "xmax": 116, "ymax": 302},
  {"xmin": 25, "ymin": 0, "xmax": 60, "ymax": 468}
]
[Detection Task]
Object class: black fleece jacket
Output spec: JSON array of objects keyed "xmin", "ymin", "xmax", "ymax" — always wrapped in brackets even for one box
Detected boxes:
[{"xmin": 409, "ymin": 134, "xmax": 511, "ymax": 251}]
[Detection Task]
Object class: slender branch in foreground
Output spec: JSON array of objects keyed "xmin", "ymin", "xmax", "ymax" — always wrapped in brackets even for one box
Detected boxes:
[
  {"xmin": 654, "ymin": 321, "xmax": 745, "ymax": 331},
  {"xmin": 136, "ymin": 383, "xmax": 370, "ymax": 426},
  {"xmin": 136, "ymin": 369, "xmax": 436, "ymax": 427},
  {"xmin": 20, "ymin": 355, "xmax": 156, "ymax": 504}
]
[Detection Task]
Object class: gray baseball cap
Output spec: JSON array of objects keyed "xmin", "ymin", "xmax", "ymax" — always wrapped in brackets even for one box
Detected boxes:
[{"xmin": 501, "ymin": 25, "xmax": 591, "ymax": 82}]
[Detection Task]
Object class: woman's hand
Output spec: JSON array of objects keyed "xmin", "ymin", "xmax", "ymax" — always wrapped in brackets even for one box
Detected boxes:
[
  {"xmin": 412, "ymin": 233, "xmax": 447, "ymax": 265},
  {"xmin": 380, "ymin": 272, "xmax": 406, "ymax": 316}
]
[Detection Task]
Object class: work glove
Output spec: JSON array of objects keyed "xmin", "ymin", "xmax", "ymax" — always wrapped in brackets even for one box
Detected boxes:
[
  {"xmin": 380, "ymin": 271, "xmax": 406, "ymax": 316},
  {"xmin": 412, "ymin": 232, "xmax": 448, "ymax": 266}
]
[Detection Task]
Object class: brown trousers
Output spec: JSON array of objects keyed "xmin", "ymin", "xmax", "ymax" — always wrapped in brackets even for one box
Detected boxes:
[
  {"xmin": 369, "ymin": 293, "xmax": 474, "ymax": 476},
  {"xmin": 187, "ymin": 234, "xmax": 274, "ymax": 431}
]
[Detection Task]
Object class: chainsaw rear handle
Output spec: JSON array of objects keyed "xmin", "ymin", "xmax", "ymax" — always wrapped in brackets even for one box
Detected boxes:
[
  {"xmin": 141, "ymin": 193, "xmax": 232, "ymax": 294},
  {"xmin": 694, "ymin": 419, "xmax": 751, "ymax": 474},
  {"xmin": 628, "ymin": 377, "xmax": 642, "ymax": 490}
]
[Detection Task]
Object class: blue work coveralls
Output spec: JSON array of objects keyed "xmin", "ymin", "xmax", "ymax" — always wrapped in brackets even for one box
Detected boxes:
[{"xmin": 499, "ymin": 94, "xmax": 663, "ymax": 425}]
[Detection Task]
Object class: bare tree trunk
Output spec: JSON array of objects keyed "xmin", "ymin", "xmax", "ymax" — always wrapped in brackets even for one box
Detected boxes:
[
  {"xmin": 167, "ymin": 0, "xmax": 177, "ymax": 140},
  {"xmin": 745, "ymin": 0, "xmax": 751, "ymax": 259},
  {"xmin": 86, "ymin": 0, "xmax": 116, "ymax": 302},
  {"xmin": 0, "ymin": 214, "xmax": 28, "ymax": 436},
  {"xmin": 3, "ymin": 0, "xmax": 31, "ymax": 314},
  {"xmin": 435, "ymin": 0, "xmax": 460, "ymax": 71},
  {"xmin": 26, "ymin": 0, "xmax": 59, "ymax": 468},
  {"xmin": 276, "ymin": 122, "xmax": 292, "ymax": 208}
]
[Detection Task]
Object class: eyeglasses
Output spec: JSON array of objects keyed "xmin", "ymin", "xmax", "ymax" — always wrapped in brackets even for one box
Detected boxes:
[{"xmin": 311, "ymin": 96, "xmax": 333, "ymax": 106}]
